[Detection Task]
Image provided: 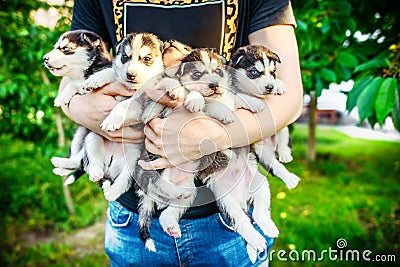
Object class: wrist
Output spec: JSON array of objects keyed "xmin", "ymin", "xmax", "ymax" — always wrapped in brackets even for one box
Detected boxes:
[{"xmin": 198, "ymin": 119, "xmax": 231, "ymax": 155}]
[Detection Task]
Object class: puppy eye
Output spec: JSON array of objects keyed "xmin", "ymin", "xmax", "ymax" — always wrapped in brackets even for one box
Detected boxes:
[
  {"xmin": 191, "ymin": 71, "xmax": 202, "ymax": 80},
  {"xmin": 60, "ymin": 46, "xmax": 70, "ymax": 53},
  {"xmin": 248, "ymin": 69, "xmax": 261, "ymax": 79},
  {"xmin": 270, "ymin": 70, "xmax": 276, "ymax": 78},
  {"xmin": 143, "ymin": 56, "xmax": 152, "ymax": 63},
  {"xmin": 215, "ymin": 68, "xmax": 224, "ymax": 77},
  {"xmin": 121, "ymin": 54, "xmax": 129, "ymax": 64}
]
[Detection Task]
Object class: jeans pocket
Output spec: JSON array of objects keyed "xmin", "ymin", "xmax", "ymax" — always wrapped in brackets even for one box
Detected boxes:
[{"xmin": 107, "ymin": 201, "xmax": 133, "ymax": 227}]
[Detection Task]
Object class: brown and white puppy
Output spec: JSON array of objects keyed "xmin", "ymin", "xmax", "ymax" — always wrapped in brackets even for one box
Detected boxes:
[
  {"xmin": 43, "ymin": 30, "xmax": 112, "ymax": 107},
  {"xmin": 52, "ymin": 32, "xmax": 165, "ymax": 202},
  {"xmin": 229, "ymin": 45, "xmax": 300, "ymax": 190},
  {"xmin": 43, "ymin": 30, "xmax": 112, "ymax": 184}
]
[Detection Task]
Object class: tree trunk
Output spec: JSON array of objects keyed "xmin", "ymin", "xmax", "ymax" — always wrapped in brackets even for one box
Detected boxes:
[
  {"xmin": 40, "ymin": 69, "xmax": 75, "ymax": 215},
  {"xmin": 307, "ymin": 92, "xmax": 317, "ymax": 162}
]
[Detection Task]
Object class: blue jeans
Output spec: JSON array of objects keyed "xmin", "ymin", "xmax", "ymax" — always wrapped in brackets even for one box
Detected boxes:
[{"xmin": 104, "ymin": 201, "xmax": 274, "ymax": 266}]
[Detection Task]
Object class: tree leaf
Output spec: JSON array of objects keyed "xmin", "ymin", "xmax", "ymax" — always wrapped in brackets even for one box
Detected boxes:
[
  {"xmin": 315, "ymin": 73, "xmax": 323, "ymax": 97},
  {"xmin": 296, "ymin": 19, "xmax": 308, "ymax": 31},
  {"xmin": 354, "ymin": 56, "xmax": 389, "ymax": 73},
  {"xmin": 321, "ymin": 19, "xmax": 331, "ymax": 34},
  {"xmin": 336, "ymin": 51, "xmax": 359, "ymax": 68},
  {"xmin": 320, "ymin": 68, "xmax": 337, "ymax": 83},
  {"xmin": 346, "ymin": 76, "xmax": 374, "ymax": 112},
  {"xmin": 357, "ymin": 77, "xmax": 383, "ymax": 123},
  {"xmin": 391, "ymin": 86, "xmax": 400, "ymax": 131},
  {"xmin": 375, "ymin": 77, "xmax": 397, "ymax": 125}
]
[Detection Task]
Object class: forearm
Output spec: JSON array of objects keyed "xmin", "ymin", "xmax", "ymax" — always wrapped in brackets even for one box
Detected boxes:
[{"xmin": 217, "ymin": 25, "xmax": 303, "ymax": 150}]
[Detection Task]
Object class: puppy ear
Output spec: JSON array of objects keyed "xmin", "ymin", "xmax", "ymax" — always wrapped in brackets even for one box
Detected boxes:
[
  {"xmin": 114, "ymin": 39, "xmax": 123, "ymax": 55},
  {"xmin": 229, "ymin": 48, "xmax": 246, "ymax": 67},
  {"xmin": 220, "ymin": 55, "xmax": 227, "ymax": 65},
  {"xmin": 82, "ymin": 32, "xmax": 101, "ymax": 48},
  {"xmin": 159, "ymin": 39, "xmax": 164, "ymax": 53},
  {"xmin": 268, "ymin": 49, "xmax": 281, "ymax": 64},
  {"xmin": 176, "ymin": 62, "xmax": 185, "ymax": 77}
]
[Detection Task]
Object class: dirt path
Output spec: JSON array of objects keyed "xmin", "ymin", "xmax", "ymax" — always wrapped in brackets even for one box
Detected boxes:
[{"xmin": 20, "ymin": 221, "xmax": 105, "ymax": 258}]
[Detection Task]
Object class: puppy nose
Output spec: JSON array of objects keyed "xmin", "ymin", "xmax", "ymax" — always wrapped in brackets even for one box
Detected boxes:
[
  {"xmin": 265, "ymin": 84, "xmax": 274, "ymax": 91},
  {"xmin": 126, "ymin": 72, "xmax": 136, "ymax": 81},
  {"xmin": 43, "ymin": 55, "xmax": 49, "ymax": 63},
  {"xmin": 209, "ymin": 83, "xmax": 219, "ymax": 90}
]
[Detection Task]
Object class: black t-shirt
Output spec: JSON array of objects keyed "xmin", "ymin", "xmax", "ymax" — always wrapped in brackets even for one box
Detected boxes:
[
  {"xmin": 70, "ymin": 0, "xmax": 296, "ymax": 217},
  {"xmin": 71, "ymin": 0, "xmax": 295, "ymax": 60}
]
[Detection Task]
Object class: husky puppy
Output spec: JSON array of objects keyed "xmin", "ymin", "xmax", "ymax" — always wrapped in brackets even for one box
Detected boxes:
[
  {"xmin": 168, "ymin": 48, "xmax": 278, "ymax": 262},
  {"xmin": 43, "ymin": 30, "xmax": 113, "ymax": 107},
  {"xmin": 43, "ymin": 30, "xmax": 112, "ymax": 184},
  {"xmin": 101, "ymin": 39, "xmax": 196, "ymax": 252},
  {"xmin": 85, "ymin": 32, "xmax": 166, "ymax": 201},
  {"xmin": 229, "ymin": 45, "xmax": 300, "ymax": 190}
]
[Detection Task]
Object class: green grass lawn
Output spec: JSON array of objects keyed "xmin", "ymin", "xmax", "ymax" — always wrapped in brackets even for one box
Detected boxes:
[{"xmin": 1, "ymin": 124, "xmax": 399, "ymax": 266}]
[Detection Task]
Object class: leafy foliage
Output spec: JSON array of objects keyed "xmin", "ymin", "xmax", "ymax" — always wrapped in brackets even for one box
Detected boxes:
[
  {"xmin": 0, "ymin": 1, "xmax": 74, "ymax": 144},
  {"xmin": 347, "ymin": 45, "xmax": 399, "ymax": 126},
  {"xmin": 292, "ymin": 0, "xmax": 400, "ymax": 130}
]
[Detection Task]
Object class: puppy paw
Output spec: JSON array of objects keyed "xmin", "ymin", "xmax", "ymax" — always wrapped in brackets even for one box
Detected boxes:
[
  {"xmin": 249, "ymin": 101, "xmax": 266, "ymax": 113},
  {"xmin": 210, "ymin": 111, "xmax": 235, "ymax": 124},
  {"xmin": 167, "ymin": 86, "xmax": 185, "ymax": 100},
  {"xmin": 51, "ymin": 156, "xmax": 80, "ymax": 169},
  {"xmin": 89, "ymin": 167, "xmax": 104, "ymax": 182},
  {"xmin": 54, "ymin": 96, "xmax": 68, "ymax": 107},
  {"xmin": 184, "ymin": 98, "xmax": 204, "ymax": 112},
  {"xmin": 282, "ymin": 173, "xmax": 300, "ymax": 190},
  {"xmin": 52, "ymin": 167, "xmax": 72, "ymax": 177},
  {"xmin": 264, "ymin": 221, "xmax": 279, "ymax": 238},
  {"xmin": 246, "ymin": 230, "xmax": 267, "ymax": 253},
  {"xmin": 159, "ymin": 213, "xmax": 181, "ymax": 238},
  {"xmin": 81, "ymin": 78, "xmax": 98, "ymax": 91},
  {"xmin": 101, "ymin": 115, "xmax": 124, "ymax": 132},
  {"xmin": 277, "ymin": 149, "xmax": 293, "ymax": 163}
]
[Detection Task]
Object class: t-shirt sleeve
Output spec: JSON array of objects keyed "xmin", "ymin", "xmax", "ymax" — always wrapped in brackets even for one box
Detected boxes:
[
  {"xmin": 70, "ymin": 0, "xmax": 111, "ymax": 45},
  {"xmin": 248, "ymin": 0, "xmax": 296, "ymax": 34}
]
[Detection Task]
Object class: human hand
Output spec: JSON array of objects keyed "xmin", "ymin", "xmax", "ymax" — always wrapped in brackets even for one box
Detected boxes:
[
  {"xmin": 66, "ymin": 82, "xmax": 144, "ymax": 143},
  {"xmin": 139, "ymin": 104, "xmax": 230, "ymax": 170}
]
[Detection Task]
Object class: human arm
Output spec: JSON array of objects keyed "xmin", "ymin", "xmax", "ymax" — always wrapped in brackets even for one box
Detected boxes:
[{"xmin": 142, "ymin": 24, "xmax": 303, "ymax": 168}]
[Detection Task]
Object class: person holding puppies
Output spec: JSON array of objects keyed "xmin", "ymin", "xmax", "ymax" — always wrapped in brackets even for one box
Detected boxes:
[{"xmin": 59, "ymin": 0, "xmax": 303, "ymax": 266}]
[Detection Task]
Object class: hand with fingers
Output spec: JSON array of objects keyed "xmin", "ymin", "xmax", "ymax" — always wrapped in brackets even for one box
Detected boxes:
[
  {"xmin": 64, "ymin": 82, "xmax": 144, "ymax": 143},
  {"xmin": 139, "ymin": 92, "xmax": 230, "ymax": 171}
]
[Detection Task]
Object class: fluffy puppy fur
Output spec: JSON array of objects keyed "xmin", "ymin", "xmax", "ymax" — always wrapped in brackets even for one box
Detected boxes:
[
  {"xmin": 43, "ymin": 30, "xmax": 112, "ymax": 184},
  {"xmin": 171, "ymin": 48, "xmax": 278, "ymax": 262},
  {"xmin": 86, "ymin": 32, "xmax": 165, "ymax": 202},
  {"xmin": 229, "ymin": 45, "xmax": 300, "ymax": 190},
  {"xmin": 49, "ymin": 32, "xmax": 165, "ymax": 202},
  {"xmin": 101, "ymin": 40, "xmax": 196, "ymax": 252}
]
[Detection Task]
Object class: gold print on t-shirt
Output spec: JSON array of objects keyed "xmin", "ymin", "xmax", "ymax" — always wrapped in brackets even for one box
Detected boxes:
[{"xmin": 113, "ymin": 0, "xmax": 238, "ymax": 59}]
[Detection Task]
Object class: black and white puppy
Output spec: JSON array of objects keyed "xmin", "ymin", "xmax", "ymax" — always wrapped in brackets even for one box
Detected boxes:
[
  {"xmin": 43, "ymin": 30, "xmax": 112, "ymax": 184},
  {"xmin": 86, "ymin": 32, "xmax": 165, "ymax": 201},
  {"xmin": 101, "ymin": 39, "xmax": 196, "ymax": 252},
  {"xmin": 172, "ymin": 48, "xmax": 278, "ymax": 262},
  {"xmin": 229, "ymin": 45, "xmax": 300, "ymax": 190}
]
